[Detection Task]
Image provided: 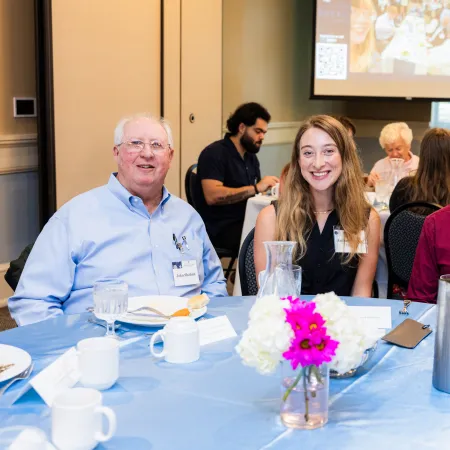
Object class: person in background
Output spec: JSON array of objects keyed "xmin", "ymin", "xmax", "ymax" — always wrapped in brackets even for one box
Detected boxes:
[
  {"xmin": 390, "ymin": 128, "xmax": 450, "ymax": 211},
  {"xmin": 367, "ymin": 122, "xmax": 419, "ymax": 187},
  {"xmin": 407, "ymin": 205, "xmax": 450, "ymax": 303},
  {"xmin": 254, "ymin": 115, "xmax": 380, "ymax": 297},
  {"xmin": 194, "ymin": 102, "xmax": 279, "ymax": 254},
  {"xmin": 9, "ymin": 114, "xmax": 227, "ymax": 326},
  {"xmin": 350, "ymin": 0, "xmax": 377, "ymax": 72},
  {"xmin": 333, "ymin": 116, "xmax": 357, "ymax": 137}
]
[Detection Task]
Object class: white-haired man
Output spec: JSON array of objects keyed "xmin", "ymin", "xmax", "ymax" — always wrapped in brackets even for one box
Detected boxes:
[
  {"xmin": 367, "ymin": 122, "xmax": 419, "ymax": 187},
  {"xmin": 9, "ymin": 114, "xmax": 227, "ymax": 326}
]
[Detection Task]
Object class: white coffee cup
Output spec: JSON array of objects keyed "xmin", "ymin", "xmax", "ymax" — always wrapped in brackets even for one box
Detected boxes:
[
  {"xmin": 271, "ymin": 183, "xmax": 280, "ymax": 197},
  {"xmin": 150, "ymin": 316, "xmax": 200, "ymax": 364},
  {"xmin": 76, "ymin": 337, "xmax": 119, "ymax": 390},
  {"xmin": 52, "ymin": 388, "xmax": 116, "ymax": 450}
]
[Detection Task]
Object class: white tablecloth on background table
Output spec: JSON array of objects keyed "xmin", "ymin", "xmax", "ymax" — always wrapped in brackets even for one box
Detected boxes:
[
  {"xmin": 233, "ymin": 197, "xmax": 391, "ymax": 297},
  {"xmin": 233, "ymin": 195, "xmax": 274, "ymax": 296}
]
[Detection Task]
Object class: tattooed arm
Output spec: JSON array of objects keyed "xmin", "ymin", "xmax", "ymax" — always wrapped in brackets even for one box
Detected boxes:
[
  {"xmin": 201, "ymin": 176, "xmax": 279, "ymax": 206},
  {"xmin": 201, "ymin": 179, "xmax": 256, "ymax": 205}
]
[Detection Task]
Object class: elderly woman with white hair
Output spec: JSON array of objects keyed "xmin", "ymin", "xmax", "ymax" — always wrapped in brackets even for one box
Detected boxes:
[{"xmin": 367, "ymin": 122, "xmax": 419, "ymax": 187}]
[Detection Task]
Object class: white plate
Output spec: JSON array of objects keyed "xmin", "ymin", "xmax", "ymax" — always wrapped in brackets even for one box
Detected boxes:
[
  {"xmin": 0, "ymin": 344, "xmax": 32, "ymax": 383},
  {"xmin": 118, "ymin": 295, "xmax": 207, "ymax": 327}
]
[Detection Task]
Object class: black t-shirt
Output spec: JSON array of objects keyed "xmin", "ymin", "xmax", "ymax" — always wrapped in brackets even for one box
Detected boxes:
[
  {"xmin": 194, "ymin": 134, "xmax": 261, "ymax": 238},
  {"xmin": 272, "ymin": 202, "xmax": 360, "ymax": 296},
  {"xmin": 298, "ymin": 210, "xmax": 359, "ymax": 296},
  {"xmin": 389, "ymin": 177, "xmax": 413, "ymax": 212}
]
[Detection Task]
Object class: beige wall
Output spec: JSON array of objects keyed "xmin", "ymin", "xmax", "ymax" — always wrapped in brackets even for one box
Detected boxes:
[
  {"xmin": 0, "ymin": 0, "xmax": 37, "ymax": 136},
  {"xmin": 223, "ymin": 0, "xmax": 430, "ymax": 126},
  {"xmin": 223, "ymin": 0, "xmax": 346, "ymax": 124},
  {"xmin": 51, "ymin": 0, "xmax": 161, "ymax": 207}
]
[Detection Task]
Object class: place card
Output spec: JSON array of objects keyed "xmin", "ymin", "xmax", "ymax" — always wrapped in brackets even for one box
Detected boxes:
[
  {"xmin": 30, "ymin": 347, "xmax": 80, "ymax": 407},
  {"xmin": 198, "ymin": 316, "xmax": 237, "ymax": 346},
  {"xmin": 349, "ymin": 306, "xmax": 392, "ymax": 330}
]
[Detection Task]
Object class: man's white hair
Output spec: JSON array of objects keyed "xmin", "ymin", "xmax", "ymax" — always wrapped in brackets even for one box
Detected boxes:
[
  {"xmin": 379, "ymin": 122, "xmax": 413, "ymax": 149},
  {"xmin": 113, "ymin": 113, "xmax": 174, "ymax": 148}
]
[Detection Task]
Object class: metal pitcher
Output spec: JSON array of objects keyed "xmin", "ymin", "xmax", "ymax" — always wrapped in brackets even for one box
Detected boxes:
[{"xmin": 432, "ymin": 275, "xmax": 450, "ymax": 393}]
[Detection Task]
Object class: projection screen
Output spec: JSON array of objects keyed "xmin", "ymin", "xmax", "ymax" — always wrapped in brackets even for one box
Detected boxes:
[{"xmin": 313, "ymin": 0, "xmax": 450, "ymax": 99}]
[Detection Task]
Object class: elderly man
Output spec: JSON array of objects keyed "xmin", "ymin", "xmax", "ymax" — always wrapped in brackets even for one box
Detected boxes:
[
  {"xmin": 367, "ymin": 122, "xmax": 419, "ymax": 187},
  {"xmin": 9, "ymin": 114, "xmax": 227, "ymax": 326}
]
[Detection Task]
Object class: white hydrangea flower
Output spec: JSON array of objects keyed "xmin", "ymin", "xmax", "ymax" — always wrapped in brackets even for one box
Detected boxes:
[
  {"xmin": 235, "ymin": 295, "xmax": 294, "ymax": 375},
  {"xmin": 314, "ymin": 292, "xmax": 379, "ymax": 374}
]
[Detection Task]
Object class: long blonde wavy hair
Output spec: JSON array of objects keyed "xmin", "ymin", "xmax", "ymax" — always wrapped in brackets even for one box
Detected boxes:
[{"xmin": 276, "ymin": 115, "xmax": 370, "ymax": 263}]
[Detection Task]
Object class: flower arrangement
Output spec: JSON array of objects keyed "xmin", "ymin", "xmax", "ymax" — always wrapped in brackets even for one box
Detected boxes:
[{"xmin": 236, "ymin": 292, "xmax": 378, "ymax": 426}]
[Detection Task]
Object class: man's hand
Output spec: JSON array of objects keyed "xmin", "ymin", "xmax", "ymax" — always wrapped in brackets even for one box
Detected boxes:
[
  {"xmin": 256, "ymin": 176, "xmax": 279, "ymax": 193},
  {"xmin": 367, "ymin": 172, "xmax": 380, "ymax": 188}
]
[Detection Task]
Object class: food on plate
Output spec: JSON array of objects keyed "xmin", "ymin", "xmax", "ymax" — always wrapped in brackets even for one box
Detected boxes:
[
  {"xmin": 172, "ymin": 308, "xmax": 190, "ymax": 317},
  {"xmin": 187, "ymin": 293, "xmax": 210, "ymax": 310}
]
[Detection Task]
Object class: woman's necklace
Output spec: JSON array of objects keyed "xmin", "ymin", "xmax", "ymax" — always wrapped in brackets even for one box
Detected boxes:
[{"xmin": 313, "ymin": 208, "xmax": 333, "ymax": 214}]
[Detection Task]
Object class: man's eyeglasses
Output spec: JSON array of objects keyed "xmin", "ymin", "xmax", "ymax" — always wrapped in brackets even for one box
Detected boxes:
[{"xmin": 118, "ymin": 140, "xmax": 170, "ymax": 154}]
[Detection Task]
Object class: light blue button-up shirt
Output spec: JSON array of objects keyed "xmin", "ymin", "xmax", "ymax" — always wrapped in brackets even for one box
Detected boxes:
[{"xmin": 9, "ymin": 174, "xmax": 227, "ymax": 326}]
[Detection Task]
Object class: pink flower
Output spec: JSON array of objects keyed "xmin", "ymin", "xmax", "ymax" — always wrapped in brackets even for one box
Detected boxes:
[{"xmin": 282, "ymin": 301, "xmax": 339, "ymax": 370}]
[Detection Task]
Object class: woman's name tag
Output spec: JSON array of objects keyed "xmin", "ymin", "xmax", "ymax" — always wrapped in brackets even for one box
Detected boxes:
[
  {"xmin": 172, "ymin": 260, "xmax": 200, "ymax": 286},
  {"xmin": 333, "ymin": 227, "xmax": 368, "ymax": 254}
]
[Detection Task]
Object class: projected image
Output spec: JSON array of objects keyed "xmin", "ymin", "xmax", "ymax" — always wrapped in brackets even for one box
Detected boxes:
[{"xmin": 350, "ymin": 0, "xmax": 450, "ymax": 75}]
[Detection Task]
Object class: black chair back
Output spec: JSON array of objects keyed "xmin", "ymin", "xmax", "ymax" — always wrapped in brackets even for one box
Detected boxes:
[
  {"xmin": 239, "ymin": 228, "xmax": 258, "ymax": 296},
  {"xmin": 185, "ymin": 164, "xmax": 198, "ymax": 208},
  {"xmin": 384, "ymin": 201, "xmax": 441, "ymax": 298}
]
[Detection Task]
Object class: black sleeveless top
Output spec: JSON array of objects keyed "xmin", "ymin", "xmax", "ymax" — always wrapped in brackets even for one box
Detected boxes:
[{"xmin": 272, "ymin": 202, "xmax": 360, "ymax": 296}]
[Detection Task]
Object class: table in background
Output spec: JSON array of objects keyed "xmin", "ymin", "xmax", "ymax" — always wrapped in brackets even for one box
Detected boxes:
[
  {"xmin": 0, "ymin": 296, "xmax": 444, "ymax": 450},
  {"xmin": 233, "ymin": 196, "xmax": 391, "ymax": 298}
]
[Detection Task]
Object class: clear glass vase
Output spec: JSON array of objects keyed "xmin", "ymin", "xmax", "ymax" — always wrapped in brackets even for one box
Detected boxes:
[
  {"xmin": 280, "ymin": 363, "xmax": 329, "ymax": 430},
  {"xmin": 257, "ymin": 241, "xmax": 299, "ymax": 299}
]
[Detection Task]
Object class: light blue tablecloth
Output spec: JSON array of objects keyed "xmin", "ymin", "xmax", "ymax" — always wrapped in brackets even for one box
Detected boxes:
[{"xmin": 0, "ymin": 297, "xmax": 444, "ymax": 449}]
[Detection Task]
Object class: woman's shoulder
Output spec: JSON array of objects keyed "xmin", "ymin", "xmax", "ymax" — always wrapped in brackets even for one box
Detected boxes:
[{"xmin": 257, "ymin": 203, "xmax": 276, "ymax": 224}]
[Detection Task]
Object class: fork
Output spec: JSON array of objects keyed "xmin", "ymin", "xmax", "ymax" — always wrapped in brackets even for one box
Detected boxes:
[
  {"xmin": 0, "ymin": 363, "xmax": 34, "ymax": 396},
  {"xmin": 399, "ymin": 299, "xmax": 412, "ymax": 315},
  {"xmin": 127, "ymin": 306, "xmax": 191, "ymax": 319}
]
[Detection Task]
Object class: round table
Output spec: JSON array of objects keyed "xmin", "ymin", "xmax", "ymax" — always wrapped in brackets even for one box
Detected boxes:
[{"xmin": 0, "ymin": 297, "xmax": 441, "ymax": 450}]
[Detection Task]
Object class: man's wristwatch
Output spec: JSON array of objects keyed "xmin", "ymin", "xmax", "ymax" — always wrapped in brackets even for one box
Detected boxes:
[{"xmin": 253, "ymin": 184, "xmax": 259, "ymax": 195}]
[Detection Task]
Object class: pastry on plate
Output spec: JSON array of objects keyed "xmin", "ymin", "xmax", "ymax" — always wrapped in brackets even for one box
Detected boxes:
[{"xmin": 187, "ymin": 293, "xmax": 210, "ymax": 310}]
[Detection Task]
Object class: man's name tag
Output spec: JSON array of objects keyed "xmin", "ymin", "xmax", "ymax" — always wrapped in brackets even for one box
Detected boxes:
[
  {"xmin": 333, "ymin": 227, "xmax": 368, "ymax": 254},
  {"xmin": 172, "ymin": 260, "xmax": 200, "ymax": 286}
]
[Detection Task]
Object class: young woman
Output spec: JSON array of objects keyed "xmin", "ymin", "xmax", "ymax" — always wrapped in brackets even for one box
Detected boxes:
[
  {"xmin": 390, "ymin": 128, "xmax": 450, "ymax": 212},
  {"xmin": 254, "ymin": 115, "xmax": 380, "ymax": 297}
]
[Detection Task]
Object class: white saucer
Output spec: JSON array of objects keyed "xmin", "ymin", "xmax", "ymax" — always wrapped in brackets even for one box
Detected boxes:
[
  {"xmin": 119, "ymin": 295, "xmax": 207, "ymax": 327},
  {"xmin": 0, "ymin": 344, "xmax": 32, "ymax": 383}
]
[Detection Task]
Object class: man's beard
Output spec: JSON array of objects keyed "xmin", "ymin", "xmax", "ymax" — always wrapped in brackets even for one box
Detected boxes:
[{"xmin": 240, "ymin": 132, "xmax": 262, "ymax": 154}]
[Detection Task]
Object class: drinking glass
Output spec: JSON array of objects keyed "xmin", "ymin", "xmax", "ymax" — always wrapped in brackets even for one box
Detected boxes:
[
  {"xmin": 93, "ymin": 279, "xmax": 128, "ymax": 338},
  {"xmin": 374, "ymin": 172, "xmax": 392, "ymax": 210}
]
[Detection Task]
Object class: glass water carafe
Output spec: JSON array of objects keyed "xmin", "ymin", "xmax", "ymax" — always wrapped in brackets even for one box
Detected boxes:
[{"xmin": 257, "ymin": 241, "xmax": 298, "ymax": 299}]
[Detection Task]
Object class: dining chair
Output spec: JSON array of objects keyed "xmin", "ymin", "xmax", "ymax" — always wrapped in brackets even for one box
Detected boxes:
[
  {"xmin": 384, "ymin": 201, "xmax": 442, "ymax": 299},
  {"xmin": 238, "ymin": 228, "xmax": 257, "ymax": 296}
]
